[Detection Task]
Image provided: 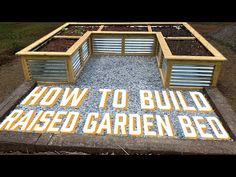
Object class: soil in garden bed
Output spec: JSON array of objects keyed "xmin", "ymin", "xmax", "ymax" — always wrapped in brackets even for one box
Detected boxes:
[
  {"xmin": 166, "ymin": 39, "xmax": 213, "ymax": 56},
  {"xmin": 151, "ymin": 25, "xmax": 193, "ymax": 37},
  {"xmin": 57, "ymin": 25, "xmax": 100, "ymax": 36},
  {"xmin": 102, "ymin": 25, "xmax": 148, "ymax": 31},
  {"xmin": 35, "ymin": 38, "xmax": 78, "ymax": 52}
]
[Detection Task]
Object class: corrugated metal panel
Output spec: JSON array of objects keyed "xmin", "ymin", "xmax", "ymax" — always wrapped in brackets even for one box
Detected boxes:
[
  {"xmin": 156, "ymin": 40, "xmax": 160, "ymax": 57},
  {"xmin": 170, "ymin": 64, "xmax": 214, "ymax": 87},
  {"xmin": 92, "ymin": 35, "xmax": 155, "ymax": 55},
  {"xmin": 93, "ymin": 36, "xmax": 122, "ymax": 54},
  {"xmin": 125, "ymin": 37, "xmax": 155, "ymax": 54},
  {"xmin": 72, "ymin": 50, "xmax": 82, "ymax": 78},
  {"xmin": 81, "ymin": 40, "xmax": 90, "ymax": 62},
  {"xmin": 158, "ymin": 48, "xmax": 164, "ymax": 68},
  {"xmin": 27, "ymin": 59, "xmax": 67, "ymax": 82},
  {"xmin": 162, "ymin": 58, "xmax": 167, "ymax": 79}
]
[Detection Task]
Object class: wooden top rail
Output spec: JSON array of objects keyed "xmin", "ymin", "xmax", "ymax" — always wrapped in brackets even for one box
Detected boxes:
[
  {"xmin": 156, "ymin": 32, "xmax": 172, "ymax": 58},
  {"xmin": 66, "ymin": 22, "xmax": 185, "ymax": 25},
  {"xmin": 53, "ymin": 36, "xmax": 81, "ymax": 39},
  {"xmin": 147, "ymin": 25, "xmax": 152, "ymax": 32},
  {"xmin": 67, "ymin": 31, "xmax": 92, "ymax": 55},
  {"xmin": 167, "ymin": 55, "xmax": 226, "ymax": 61},
  {"xmin": 16, "ymin": 31, "xmax": 158, "ymax": 58},
  {"xmin": 91, "ymin": 31, "xmax": 157, "ymax": 35},
  {"xmin": 16, "ymin": 32, "xmax": 92, "ymax": 58},
  {"xmin": 15, "ymin": 21, "xmax": 187, "ymax": 57},
  {"xmin": 156, "ymin": 31, "xmax": 226, "ymax": 62},
  {"xmin": 98, "ymin": 25, "xmax": 104, "ymax": 31}
]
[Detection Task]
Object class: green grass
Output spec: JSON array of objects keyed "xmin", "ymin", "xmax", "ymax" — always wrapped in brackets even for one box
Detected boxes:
[{"xmin": 0, "ymin": 22, "xmax": 63, "ymax": 56}]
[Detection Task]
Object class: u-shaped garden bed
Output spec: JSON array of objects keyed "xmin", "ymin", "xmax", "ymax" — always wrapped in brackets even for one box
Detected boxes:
[
  {"xmin": 16, "ymin": 22, "xmax": 226, "ymax": 89},
  {"xmin": 1, "ymin": 23, "xmax": 235, "ymax": 154}
]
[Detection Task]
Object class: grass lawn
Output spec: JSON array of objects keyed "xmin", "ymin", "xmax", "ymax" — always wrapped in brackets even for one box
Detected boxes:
[
  {"xmin": 0, "ymin": 22, "xmax": 63, "ymax": 103},
  {"xmin": 0, "ymin": 22, "xmax": 63, "ymax": 65}
]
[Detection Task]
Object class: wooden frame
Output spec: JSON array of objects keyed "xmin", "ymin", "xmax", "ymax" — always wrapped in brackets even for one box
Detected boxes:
[
  {"xmin": 16, "ymin": 22, "xmax": 226, "ymax": 89},
  {"xmin": 156, "ymin": 24, "xmax": 226, "ymax": 89}
]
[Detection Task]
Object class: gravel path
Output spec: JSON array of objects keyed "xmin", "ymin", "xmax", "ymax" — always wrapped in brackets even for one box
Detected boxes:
[{"xmin": 15, "ymin": 55, "xmax": 223, "ymax": 140}]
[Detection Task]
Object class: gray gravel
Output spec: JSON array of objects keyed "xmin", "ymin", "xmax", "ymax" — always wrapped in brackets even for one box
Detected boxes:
[{"xmin": 15, "ymin": 55, "xmax": 227, "ymax": 140}]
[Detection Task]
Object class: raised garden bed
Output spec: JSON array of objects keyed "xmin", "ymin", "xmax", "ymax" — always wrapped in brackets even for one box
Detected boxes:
[
  {"xmin": 33, "ymin": 38, "xmax": 78, "ymax": 52},
  {"xmin": 16, "ymin": 31, "xmax": 92, "ymax": 84},
  {"xmin": 102, "ymin": 25, "xmax": 148, "ymax": 31},
  {"xmin": 156, "ymin": 31, "xmax": 226, "ymax": 88},
  {"xmin": 151, "ymin": 25, "xmax": 193, "ymax": 37},
  {"xmin": 16, "ymin": 22, "xmax": 226, "ymax": 89},
  {"xmin": 57, "ymin": 25, "xmax": 100, "ymax": 36},
  {"xmin": 166, "ymin": 39, "xmax": 213, "ymax": 56}
]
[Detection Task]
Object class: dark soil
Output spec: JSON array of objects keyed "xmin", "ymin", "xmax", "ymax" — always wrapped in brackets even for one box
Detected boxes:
[
  {"xmin": 35, "ymin": 38, "xmax": 78, "ymax": 52},
  {"xmin": 151, "ymin": 25, "xmax": 193, "ymax": 37},
  {"xmin": 102, "ymin": 25, "xmax": 148, "ymax": 31},
  {"xmin": 57, "ymin": 25, "xmax": 100, "ymax": 36},
  {"xmin": 166, "ymin": 39, "xmax": 213, "ymax": 56}
]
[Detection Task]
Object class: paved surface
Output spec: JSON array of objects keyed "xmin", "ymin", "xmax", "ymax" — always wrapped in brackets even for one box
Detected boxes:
[{"xmin": 0, "ymin": 130, "xmax": 236, "ymax": 155}]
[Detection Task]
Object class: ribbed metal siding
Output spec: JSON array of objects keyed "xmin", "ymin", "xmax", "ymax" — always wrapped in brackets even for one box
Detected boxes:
[
  {"xmin": 81, "ymin": 40, "xmax": 90, "ymax": 62},
  {"xmin": 170, "ymin": 64, "xmax": 214, "ymax": 87},
  {"xmin": 27, "ymin": 59, "xmax": 67, "ymax": 82},
  {"xmin": 92, "ymin": 35, "xmax": 155, "ymax": 55},
  {"xmin": 72, "ymin": 50, "xmax": 82, "ymax": 78},
  {"xmin": 162, "ymin": 58, "xmax": 168, "ymax": 79},
  {"xmin": 124, "ymin": 37, "xmax": 155, "ymax": 54},
  {"xmin": 93, "ymin": 36, "xmax": 122, "ymax": 54},
  {"xmin": 158, "ymin": 49, "xmax": 164, "ymax": 68},
  {"xmin": 156, "ymin": 39, "xmax": 160, "ymax": 58}
]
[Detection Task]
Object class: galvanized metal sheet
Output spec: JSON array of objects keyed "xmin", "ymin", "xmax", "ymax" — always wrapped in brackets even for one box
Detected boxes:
[
  {"xmin": 124, "ymin": 37, "xmax": 154, "ymax": 54},
  {"xmin": 93, "ymin": 36, "xmax": 122, "ymax": 54},
  {"xmin": 170, "ymin": 64, "xmax": 214, "ymax": 87},
  {"xmin": 27, "ymin": 59, "xmax": 67, "ymax": 82}
]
